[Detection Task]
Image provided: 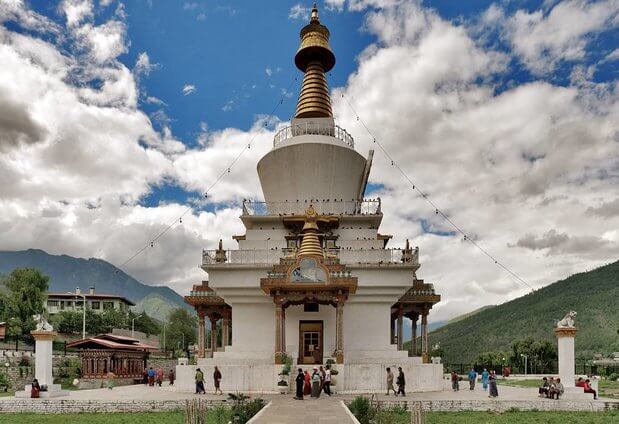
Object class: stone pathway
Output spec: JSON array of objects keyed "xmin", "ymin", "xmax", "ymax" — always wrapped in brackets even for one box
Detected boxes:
[{"xmin": 252, "ymin": 396, "xmax": 355, "ymax": 424}]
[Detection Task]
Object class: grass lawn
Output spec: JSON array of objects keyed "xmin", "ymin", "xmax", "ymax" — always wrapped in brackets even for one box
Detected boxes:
[
  {"xmin": 497, "ymin": 378, "xmax": 619, "ymax": 398},
  {"xmin": 368, "ymin": 410, "xmax": 619, "ymax": 424},
  {"xmin": 0, "ymin": 410, "xmax": 235, "ymax": 424}
]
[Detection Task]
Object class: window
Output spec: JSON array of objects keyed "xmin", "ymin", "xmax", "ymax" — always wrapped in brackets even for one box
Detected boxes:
[
  {"xmin": 47, "ymin": 300, "xmax": 59, "ymax": 307},
  {"xmin": 103, "ymin": 301, "xmax": 115, "ymax": 310},
  {"xmin": 304, "ymin": 303, "xmax": 319, "ymax": 312},
  {"xmin": 60, "ymin": 301, "xmax": 65, "ymax": 310},
  {"xmin": 75, "ymin": 301, "xmax": 84, "ymax": 309},
  {"xmin": 91, "ymin": 301, "xmax": 100, "ymax": 310}
]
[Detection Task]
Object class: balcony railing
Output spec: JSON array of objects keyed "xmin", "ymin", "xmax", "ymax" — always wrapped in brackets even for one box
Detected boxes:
[
  {"xmin": 202, "ymin": 247, "xmax": 419, "ymax": 266},
  {"xmin": 273, "ymin": 122, "xmax": 354, "ymax": 148},
  {"xmin": 242, "ymin": 198, "xmax": 381, "ymax": 216}
]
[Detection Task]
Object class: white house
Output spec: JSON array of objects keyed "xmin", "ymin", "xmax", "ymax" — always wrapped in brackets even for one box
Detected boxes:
[{"xmin": 178, "ymin": 5, "xmax": 443, "ymax": 393}]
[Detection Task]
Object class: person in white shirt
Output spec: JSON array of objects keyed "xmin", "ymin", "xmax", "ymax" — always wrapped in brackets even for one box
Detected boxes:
[{"xmin": 323, "ymin": 366, "xmax": 332, "ymax": 396}]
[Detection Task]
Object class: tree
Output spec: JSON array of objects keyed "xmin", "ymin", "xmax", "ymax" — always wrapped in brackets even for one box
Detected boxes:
[
  {"xmin": 51, "ymin": 311, "xmax": 82, "ymax": 334},
  {"xmin": 474, "ymin": 351, "xmax": 508, "ymax": 366},
  {"xmin": 128, "ymin": 311, "xmax": 161, "ymax": 336},
  {"xmin": 509, "ymin": 337, "xmax": 557, "ymax": 373},
  {"xmin": 165, "ymin": 308, "xmax": 196, "ymax": 352},
  {"xmin": 1, "ymin": 268, "xmax": 49, "ymax": 342},
  {"xmin": 100, "ymin": 308, "xmax": 128, "ymax": 333}
]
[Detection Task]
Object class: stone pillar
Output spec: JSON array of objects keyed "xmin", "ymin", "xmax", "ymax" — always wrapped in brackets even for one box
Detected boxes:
[
  {"xmin": 197, "ymin": 310, "xmax": 206, "ymax": 358},
  {"xmin": 209, "ymin": 316, "xmax": 218, "ymax": 358},
  {"xmin": 274, "ymin": 302, "xmax": 285, "ymax": 364},
  {"xmin": 396, "ymin": 306, "xmax": 403, "ymax": 351},
  {"xmin": 555, "ymin": 327, "xmax": 577, "ymax": 388},
  {"xmin": 421, "ymin": 310, "xmax": 429, "ymax": 363},
  {"xmin": 334, "ymin": 298, "xmax": 344, "ymax": 364},
  {"xmin": 410, "ymin": 313, "xmax": 418, "ymax": 357},
  {"xmin": 31, "ymin": 330, "xmax": 56, "ymax": 388},
  {"xmin": 390, "ymin": 314, "xmax": 395, "ymax": 344},
  {"xmin": 222, "ymin": 317, "xmax": 231, "ymax": 347}
]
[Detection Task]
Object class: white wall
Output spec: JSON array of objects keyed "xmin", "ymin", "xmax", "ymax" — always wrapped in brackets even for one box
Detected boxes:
[
  {"xmin": 284, "ymin": 304, "xmax": 336, "ymax": 361},
  {"xmin": 229, "ymin": 303, "xmax": 275, "ymax": 355},
  {"xmin": 344, "ymin": 302, "xmax": 391, "ymax": 351}
]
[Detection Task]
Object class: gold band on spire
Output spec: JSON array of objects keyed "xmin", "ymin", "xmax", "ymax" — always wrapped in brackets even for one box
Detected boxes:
[{"xmin": 294, "ymin": 4, "xmax": 335, "ymax": 119}]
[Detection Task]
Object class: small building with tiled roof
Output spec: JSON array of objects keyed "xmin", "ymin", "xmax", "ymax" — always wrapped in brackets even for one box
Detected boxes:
[{"xmin": 45, "ymin": 287, "xmax": 134, "ymax": 315}]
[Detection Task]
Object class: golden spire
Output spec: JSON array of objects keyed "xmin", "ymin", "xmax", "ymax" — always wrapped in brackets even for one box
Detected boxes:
[
  {"xmin": 297, "ymin": 205, "xmax": 324, "ymax": 258},
  {"xmin": 294, "ymin": 3, "xmax": 335, "ymax": 119}
]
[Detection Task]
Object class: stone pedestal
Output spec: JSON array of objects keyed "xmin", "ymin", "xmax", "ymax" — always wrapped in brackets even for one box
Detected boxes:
[
  {"xmin": 555, "ymin": 327, "xmax": 577, "ymax": 388},
  {"xmin": 15, "ymin": 330, "xmax": 68, "ymax": 398}
]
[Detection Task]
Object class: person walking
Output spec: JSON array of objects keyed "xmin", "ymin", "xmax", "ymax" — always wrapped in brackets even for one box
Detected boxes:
[
  {"xmin": 195, "ymin": 368, "xmax": 205, "ymax": 394},
  {"xmin": 311, "ymin": 367, "xmax": 321, "ymax": 398},
  {"xmin": 396, "ymin": 367, "xmax": 406, "ymax": 396},
  {"xmin": 468, "ymin": 368, "xmax": 477, "ymax": 390},
  {"xmin": 147, "ymin": 367, "xmax": 155, "ymax": 386},
  {"xmin": 488, "ymin": 371, "xmax": 499, "ymax": 398},
  {"xmin": 386, "ymin": 367, "xmax": 397, "ymax": 395},
  {"xmin": 107, "ymin": 371, "xmax": 116, "ymax": 390},
  {"xmin": 481, "ymin": 368, "xmax": 490, "ymax": 391},
  {"xmin": 451, "ymin": 371, "xmax": 460, "ymax": 391},
  {"xmin": 156, "ymin": 367, "xmax": 164, "ymax": 387},
  {"xmin": 323, "ymin": 365, "xmax": 332, "ymax": 396},
  {"xmin": 168, "ymin": 369, "xmax": 175, "ymax": 386},
  {"xmin": 294, "ymin": 368, "xmax": 304, "ymax": 400},
  {"xmin": 213, "ymin": 366, "xmax": 223, "ymax": 395}
]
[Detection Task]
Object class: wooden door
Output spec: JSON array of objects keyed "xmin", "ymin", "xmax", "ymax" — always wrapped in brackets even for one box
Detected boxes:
[{"xmin": 299, "ymin": 321, "xmax": 323, "ymax": 364}]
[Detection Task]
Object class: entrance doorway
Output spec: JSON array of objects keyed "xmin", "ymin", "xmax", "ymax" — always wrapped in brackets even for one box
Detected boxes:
[{"xmin": 299, "ymin": 321, "xmax": 323, "ymax": 364}]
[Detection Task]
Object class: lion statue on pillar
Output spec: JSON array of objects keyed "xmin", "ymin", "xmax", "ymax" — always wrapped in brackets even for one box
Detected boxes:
[
  {"xmin": 33, "ymin": 314, "xmax": 54, "ymax": 331},
  {"xmin": 556, "ymin": 311, "xmax": 576, "ymax": 328}
]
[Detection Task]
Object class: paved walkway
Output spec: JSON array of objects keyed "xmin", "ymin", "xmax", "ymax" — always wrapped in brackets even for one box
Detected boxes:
[{"xmin": 252, "ymin": 396, "xmax": 355, "ymax": 424}]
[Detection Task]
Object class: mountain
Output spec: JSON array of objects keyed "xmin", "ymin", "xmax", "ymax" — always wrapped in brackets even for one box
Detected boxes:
[
  {"xmin": 447, "ymin": 305, "xmax": 495, "ymax": 324},
  {"xmin": 0, "ymin": 249, "xmax": 189, "ymax": 314},
  {"xmin": 132, "ymin": 292, "xmax": 180, "ymax": 322},
  {"xmin": 427, "ymin": 260, "xmax": 619, "ymax": 363}
]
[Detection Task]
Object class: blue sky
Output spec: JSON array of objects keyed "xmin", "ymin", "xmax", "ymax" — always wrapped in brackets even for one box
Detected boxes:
[{"xmin": 1, "ymin": 1, "xmax": 617, "ymax": 317}]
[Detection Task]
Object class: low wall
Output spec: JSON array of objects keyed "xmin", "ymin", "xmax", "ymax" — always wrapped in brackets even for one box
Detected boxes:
[{"xmin": 0, "ymin": 399, "xmax": 226, "ymax": 414}]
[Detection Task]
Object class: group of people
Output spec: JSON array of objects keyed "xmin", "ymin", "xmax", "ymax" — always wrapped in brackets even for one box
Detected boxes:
[
  {"xmin": 194, "ymin": 366, "xmax": 223, "ymax": 395},
  {"xmin": 449, "ymin": 368, "xmax": 498, "ymax": 398},
  {"xmin": 143, "ymin": 367, "xmax": 175, "ymax": 387},
  {"xmin": 385, "ymin": 367, "xmax": 406, "ymax": 396},
  {"xmin": 294, "ymin": 365, "xmax": 332, "ymax": 400},
  {"xmin": 538, "ymin": 376, "xmax": 565, "ymax": 399}
]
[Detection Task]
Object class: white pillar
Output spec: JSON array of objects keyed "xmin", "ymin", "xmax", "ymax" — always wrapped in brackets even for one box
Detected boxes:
[
  {"xmin": 32, "ymin": 330, "xmax": 55, "ymax": 387},
  {"xmin": 555, "ymin": 327, "xmax": 577, "ymax": 388}
]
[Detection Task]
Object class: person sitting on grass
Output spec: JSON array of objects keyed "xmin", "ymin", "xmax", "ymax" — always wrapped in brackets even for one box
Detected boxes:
[
  {"xmin": 549, "ymin": 378, "xmax": 564, "ymax": 399},
  {"xmin": 538, "ymin": 377, "xmax": 549, "ymax": 397}
]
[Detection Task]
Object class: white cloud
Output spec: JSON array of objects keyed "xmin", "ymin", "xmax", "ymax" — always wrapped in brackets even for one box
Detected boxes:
[
  {"xmin": 502, "ymin": 0, "xmax": 619, "ymax": 75},
  {"xmin": 145, "ymin": 95, "xmax": 166, "ymax": 105},
  {"xmin": 289, "ymin": 3, "xmax": 310, "ymax": 20},
  {"xmin": 134, "ymin": 52, "xmax": 157, "ymax": 76},
  {"xmin": 265, "ymin": 67, "xmax": 273, "ymax": 77},
  {"xmin": 183, "ymin": 2, "xmax": 199, "ymax": 11},
  {"xmin": 182, "ymin": 84, "xmax": 196, "ymax": 96},
  {"xmin": 61, "ymin": 0, "xmax": 93, "ymax": 27}
]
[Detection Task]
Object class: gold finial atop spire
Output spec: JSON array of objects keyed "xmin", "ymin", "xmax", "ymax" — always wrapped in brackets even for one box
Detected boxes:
[
  {"xmin": 294, "ymin": 3, "xmax": 335, "ymax": 119},
  {"xmin": 297, "ymin": 206, "xmax": 324, "ymax": 258}
]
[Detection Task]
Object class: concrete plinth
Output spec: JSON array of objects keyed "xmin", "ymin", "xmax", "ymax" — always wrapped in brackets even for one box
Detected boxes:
[
  {"xmin": 15, "ymin": 330, "xmax": 69, "ymax": 398},
  {"xmin": 555, "ymin": 327, "xmax": 577, "ymax": 388}
]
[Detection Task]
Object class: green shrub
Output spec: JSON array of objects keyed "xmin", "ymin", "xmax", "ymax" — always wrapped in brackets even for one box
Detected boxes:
[
  {"xmin": 348, "ymin": 396, "xmax": 374, "ymax": 424},
  {"xmin": 227, "ymin": 393, "xmax": 265, "ymax": 424},
  {"xmin": 18, "ymin": 357, "xmax": 30, "ymax": 367},
  {"xmin": 608, "ymin": 373, "xmax": 619, "ymax": 382},
  {"xmin": 208, "ymin": 405, "xmax": 230, "ymax": 424},
  {"xmin": 0, "ymin": 372, "xmax": 11, "ymax": 391}
]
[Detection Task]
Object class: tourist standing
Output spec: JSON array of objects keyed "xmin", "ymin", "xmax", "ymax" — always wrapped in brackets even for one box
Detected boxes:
[
  {"xmin": 156, "ymin": 367, "xmax": 164, "ymax": 387},
  {"xmin": 147, "ymin": 367, "xmax": 156, "ymax": 386},
  {"xmin": 214, "ymin": 366, "xmax": 223, "ymax": 395},
  {"xmin": 107, "ymin": 371, "xmax": 115, "ymax": 390},
  {"xmin": 30, "ymin": 378, "xmax": 40, "ymax": 398},
  {"xmin": 323, "ymin": 365, "xmax": 332, "ymax": 396},
  {"xmin": 451, "ymin": 371, "xmax": 460, "ymax": 391},
  {"xmin": 396, "ymin": 367, "xmax": 406, "ymax": 396},
  {"xmin": 311, "ymin": 367, "xmax": 321, "ymax": 398},
  {"xmin": 319, "ymin": 365, "xmax": 326, "ymax": 389},
  {"xmin": 195, "ymin": 368, "xmax": 205, "ymax": 394},
  {"xmin": 303, "ymin": 370, "xmax": 311, "ymax": 396},
  {"xmin": 386, "ymin": 367, "xmax": 396, "ymax": 395},
  {"xmin": 468, "ymin": 368, "xmax": 477, "ymax": 390},
  {"xmin": 295, "ymin": 368, "xmax": 304, "ymax": 400},
  {"xmin": 488, "ymin": 371, "xmax": 498, "ymax": 398},
  {"xmin": 168, "ymin": 369, "xmax": 175, "ymax": 386},
  {"xmin": 481, "ymin": 368, "xmax": 489, "ymax": 391}
]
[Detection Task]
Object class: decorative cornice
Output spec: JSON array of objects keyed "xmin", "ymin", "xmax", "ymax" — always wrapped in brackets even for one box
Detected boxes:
[
  {"xmin": 554, "ymin": 327, "xmax": 577, "ymax": 338},
  {"xmin": 30, "ymin": 330, "xmax": 57, "ymax": 341}
]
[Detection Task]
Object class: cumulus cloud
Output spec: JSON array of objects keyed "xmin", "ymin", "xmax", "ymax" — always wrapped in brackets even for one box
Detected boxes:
[
  {"xmin": 182, "ymin": 84, "xmax": 196, "ymax": 95},
  {"xmin": 289, "ymin": 3, "xmax": 310, "ymax": 20},
  {"xmin": 134, "ymin": 52, "xmax": 157, "ymax": 76},
  {"xmin": 501, "ymin": 0, "xmax": 619, "ymax": 75}
]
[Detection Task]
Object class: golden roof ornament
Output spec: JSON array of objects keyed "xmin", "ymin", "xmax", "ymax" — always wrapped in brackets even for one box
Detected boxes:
[
  {"xmin": 297, "ymin": 205, "xmax": 324, "ymax": 258},
  {"xmin": 294, "ymin": 3, "xmax": 335, "ymax": 119}
]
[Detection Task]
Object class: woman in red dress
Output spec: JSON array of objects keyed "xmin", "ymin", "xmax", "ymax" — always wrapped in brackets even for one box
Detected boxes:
[{"xmin": 303, "ymin": 370, "xmax": 311, "ymax": 396}]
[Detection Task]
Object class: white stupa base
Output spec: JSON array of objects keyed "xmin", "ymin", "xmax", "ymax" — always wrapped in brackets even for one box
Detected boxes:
[
  {"xmin": 15, "ymin": 384, "xmax": 69, "ymax": 398},
  {"xmin": 174, "ymin": 354, "xmax": 443, "ymax": 394}
]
